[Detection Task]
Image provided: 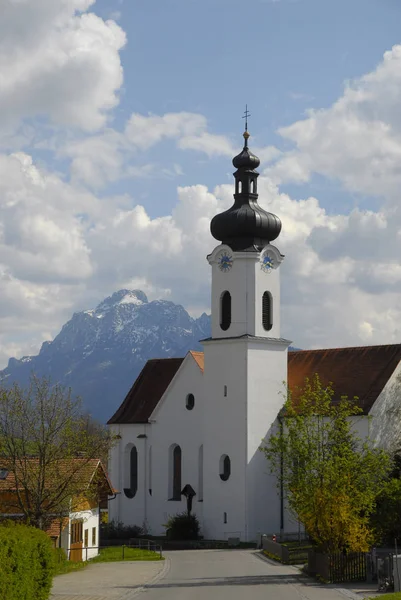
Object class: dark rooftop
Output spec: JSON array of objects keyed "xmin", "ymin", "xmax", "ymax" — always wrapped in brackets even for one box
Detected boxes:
[{"xmin": 108, "ymin": 344, "xmax": 401, "ymax": 424}]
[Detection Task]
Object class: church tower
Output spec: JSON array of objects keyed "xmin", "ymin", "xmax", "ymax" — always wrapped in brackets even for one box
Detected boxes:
[{"xmin": 202, "ymin": 118, "xmax": 291, "ymax": 541}]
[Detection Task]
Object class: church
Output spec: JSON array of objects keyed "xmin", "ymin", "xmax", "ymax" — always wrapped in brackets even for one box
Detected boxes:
[{"xmin": 107, "ymin": 123, "xmax": 401, "ymax": 542}]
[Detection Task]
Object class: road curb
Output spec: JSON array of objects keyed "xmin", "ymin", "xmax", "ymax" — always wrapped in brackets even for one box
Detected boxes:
[
  {"xmin": 127, "ymin": 556, "xmax": 171, "ymax": 599},
  {"xmin": 334, "ymin": 588, "xmax": 368, "ymax": 600}
]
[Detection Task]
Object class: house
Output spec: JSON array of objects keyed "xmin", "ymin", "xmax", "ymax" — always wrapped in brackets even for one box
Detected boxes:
[
  {"xmin": 107, "ymin": 125, "xmax": 401, "ymax": 542},
  {"xmin": 0, "ymin": 458, "xmax": 115, "ymax": 561}
]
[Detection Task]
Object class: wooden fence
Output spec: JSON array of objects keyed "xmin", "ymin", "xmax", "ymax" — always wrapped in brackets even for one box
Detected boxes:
[
  {"xmin": 262, "ymin": 537, "xmax": 311, "ymax": 565},
  {"xmin": 308, "ymin": 550, "xmax": 367, "ymax": 583}
]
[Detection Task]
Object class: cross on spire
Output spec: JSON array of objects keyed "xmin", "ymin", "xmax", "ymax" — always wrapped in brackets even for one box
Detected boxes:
[{"xmin": 242, "ymin": 105, "xmax": 251, "ymax": 132}]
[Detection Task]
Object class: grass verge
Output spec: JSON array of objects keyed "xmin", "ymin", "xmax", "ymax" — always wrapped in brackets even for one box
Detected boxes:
[
  {"xmin": 91, "ymin": 546, "xmax": 163, "ymax": 562},
  {"xmin": 369, "ymin": 594, "xmax": 401, "ymax": 599},
  {"xmin": 53, "ymin": 545, "xmax": 163, "ymax": 576}
]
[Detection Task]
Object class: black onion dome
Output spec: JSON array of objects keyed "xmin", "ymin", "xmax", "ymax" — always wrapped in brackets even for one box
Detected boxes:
[
  {"xmin": 232, "ymin": 134, "xmax": 260, "ymax": 170},
  {"xmin": 211, "ymin": 130, "xmax": 281, "ymax": 251}
]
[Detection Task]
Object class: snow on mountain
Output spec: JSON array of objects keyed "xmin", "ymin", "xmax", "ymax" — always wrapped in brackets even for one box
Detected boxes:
[{"xmin": 0, "ymin": 290, "xmax": 211, "ymax": 422}]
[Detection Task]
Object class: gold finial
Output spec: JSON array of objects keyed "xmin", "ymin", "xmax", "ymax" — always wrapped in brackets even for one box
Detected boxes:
[{"xmin": 243, "ymin": 130, "xmax": 250, "ymax": 140}]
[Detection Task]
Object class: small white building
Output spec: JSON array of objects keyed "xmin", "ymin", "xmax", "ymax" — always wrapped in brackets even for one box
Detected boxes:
[
  {"xmin": 0, "ymin": 458, "xmax": 115, "ymax": 561},
  {"xmin": 108, "ymin": 126, "xmax": 401, "ymax": 542}
]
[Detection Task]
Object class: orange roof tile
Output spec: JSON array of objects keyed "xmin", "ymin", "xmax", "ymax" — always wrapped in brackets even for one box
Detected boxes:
[
  {"xmin": 0, "ymin": 458, "xmax": 115, "ymax": 496},
  {"xmin": 288, "ymin": 344, "xmax": 401, "ymax": 414},
  {"xmin": 46, "ymin": 517, "xmax": 69, "ymax": 538},
  {"xmin": 190, "ymin": 351, "xmax": 204, "ymax": 372}
]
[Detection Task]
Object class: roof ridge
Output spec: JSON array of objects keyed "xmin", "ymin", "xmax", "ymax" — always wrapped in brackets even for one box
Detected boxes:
[{"xmin": 291, "ymin": 343, "xmax": 401, "ymax": 354}]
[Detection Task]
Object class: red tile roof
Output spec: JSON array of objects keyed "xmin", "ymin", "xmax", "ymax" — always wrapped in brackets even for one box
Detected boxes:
[
  {"xmin": 0, "ymin": 458, "xmax": 115, "ymax": 496},
  {"xmin": 46, "ymin": 517, "xmax": 69, "ymax": 538},
  {"xmin": 108, "ymin": 358, "xmax": 184, "ymax": 424},
  {"xmin": 288, "ymin": 344, "xmax": 401, "ymax": 414},
  {"xmin": 108, "ymin": 344, "xmax": 401, "ymax": 423}
]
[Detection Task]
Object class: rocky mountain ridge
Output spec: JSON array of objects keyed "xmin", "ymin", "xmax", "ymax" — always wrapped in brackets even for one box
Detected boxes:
[{"xmin": 1, "ymin": 290, "xmax": 211, "ymax": 422}]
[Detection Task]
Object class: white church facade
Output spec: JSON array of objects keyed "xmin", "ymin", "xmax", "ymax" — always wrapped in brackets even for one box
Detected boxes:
[{"xmin": 108, "ymin": 124, "xmax": 401, "ymax": 542}]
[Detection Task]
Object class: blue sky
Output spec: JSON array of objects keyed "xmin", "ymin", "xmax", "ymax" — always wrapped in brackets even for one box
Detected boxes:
[
  {"xmin": 90, "ymin": 0, "xmax": 401, "ymax": 215},
  {"xmin": 0, "ymin": 0, "xmax": 400, "ymax": 365}
]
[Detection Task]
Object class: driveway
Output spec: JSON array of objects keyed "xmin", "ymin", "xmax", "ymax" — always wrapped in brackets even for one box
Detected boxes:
[{"xmin": 51, "ymin": 550, "xmax": 371, "ymax": 600}]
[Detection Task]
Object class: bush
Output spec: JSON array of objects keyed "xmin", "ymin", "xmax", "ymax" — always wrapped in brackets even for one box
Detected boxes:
[
  {"xmin": 0, "ymin": 521, "xmax": 54, "ymax": 600},
  {"xmin": 164, "ymin": 512, "xmax": 201, "ymax": 540},
  {"xmin": 100, "ymin": 519, "xmax": 143, "ymax": 540}
]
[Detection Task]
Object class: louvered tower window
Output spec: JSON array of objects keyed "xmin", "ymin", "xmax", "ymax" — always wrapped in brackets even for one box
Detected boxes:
[
  {"xmin": 220, "ymin": 291, "xmax": 231, "ymax": 331},
  {"xmin": 262, "ymin": 292, "xmax": 273, "ymax": 331}
]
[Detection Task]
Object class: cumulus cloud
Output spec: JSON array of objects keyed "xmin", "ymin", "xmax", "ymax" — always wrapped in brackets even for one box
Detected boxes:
[
  {"xmin": 0, "ymin": 0, "xmax": 126, "ymax": 133},
  {"xmin": 268, "ymin": 44, "xmax": 401, "ymax": 202},
  {"xmin": 0, "ymin": 3, "xmax": 400, "ymax": 370}
]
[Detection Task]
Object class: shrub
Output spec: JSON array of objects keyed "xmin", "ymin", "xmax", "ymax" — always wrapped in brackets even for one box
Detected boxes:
[
  {"xmin": 0, "ymin": 521, "xmax": 54, "ymax": 600},
  {"xmin": 100, "ymin": 519, "xmax": 143, "ymax": 540},
  {"xmin": 164, "ymin": 512, "xmax": 201, "ymax": 540}
]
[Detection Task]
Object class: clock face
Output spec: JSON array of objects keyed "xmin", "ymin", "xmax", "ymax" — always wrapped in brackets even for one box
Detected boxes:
[
  {"xmin": 261, "ymin": 253, "xmax": 274, "ymax": 273},
  {"xmin": 217, "ymin": 252, "xmax": 233, "ymax": 272}
]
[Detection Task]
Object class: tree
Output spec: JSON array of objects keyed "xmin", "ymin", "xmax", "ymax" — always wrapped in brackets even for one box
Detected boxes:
[
  {"xmin": 370, "ymin": 449, "xmax": 401, "ymax": 546},
  {"xmin": 0, "ymin": 375, "xmax": 116, "ymax": 530},
  {"xmin": 260, "ymin": 374, "xmax": 391, "ymax": 553}
]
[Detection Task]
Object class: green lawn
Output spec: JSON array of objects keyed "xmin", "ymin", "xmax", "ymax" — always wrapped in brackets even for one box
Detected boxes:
[
  {"xmin": 91, "ymin": 546, "xmax": 163, "ymax": 562},
  {"xmin": 53, "ymin": 558, "xmax": 88, "ymax": 576},
  {"xmin": 53, "ymin": 545, "xmax": 163, "ymax": 576},
  {"xmin": 369, "ymin": 594, "xmax": 401, "ymax": 599}
]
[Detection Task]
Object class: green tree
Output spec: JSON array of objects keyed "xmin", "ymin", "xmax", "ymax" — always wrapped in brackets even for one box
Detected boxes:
[
  {"xmin": 0, "ymin": 375, "xmax": 116, "ymax": 530},
  {"xmin": 260, "ymin": 374, "xmax": 391, "ymax": 553},
  {"xmin": 370, "ymin": 450, "xmax": 401, "ymax": 546}
]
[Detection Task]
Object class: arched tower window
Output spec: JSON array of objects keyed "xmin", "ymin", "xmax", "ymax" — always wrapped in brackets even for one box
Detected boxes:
[
  {"xmin": 262, "ymin": 292, "xmax": 273, "ymax": 331},
  {"xmin": 198, "ymin": 445, "xmax": 203, "ymax": 501},
  {"xmin": 220, "ymin": 291, "xmax": 231, "ymax": 331},
  {"xmin": 219, "ymin": 454, "xmax": 231, "ymax": 481},
  {"xmin": 168, "ymin": 444, "xmax": 182, "ymax": 500},
  {"xmin": 124, "ymin": 445, "xmax": 138, "ymax": 499}
]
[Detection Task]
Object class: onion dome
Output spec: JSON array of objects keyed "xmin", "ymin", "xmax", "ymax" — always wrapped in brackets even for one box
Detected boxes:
[{"xmin": 211, "ymin": 125, "xmax": 281, "ymax": 251}]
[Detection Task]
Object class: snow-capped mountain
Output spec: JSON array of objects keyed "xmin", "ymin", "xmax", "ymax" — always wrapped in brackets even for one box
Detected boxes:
[{"xmin": 0, "ymin": 290, "xmax": 211, "ymax": 422}]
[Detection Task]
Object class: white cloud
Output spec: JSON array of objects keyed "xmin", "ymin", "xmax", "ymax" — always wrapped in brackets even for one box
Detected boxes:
[
  {"xmin": 0, "ymin": 0, "xmax": 126, "ymax": 133},
  {"xmin": 269, "ymin": 44, "xmax": 401, "ymax": 202},
  {"xmin": 0, "ymin": 4, "xmax": 400, "ymax": 373}
]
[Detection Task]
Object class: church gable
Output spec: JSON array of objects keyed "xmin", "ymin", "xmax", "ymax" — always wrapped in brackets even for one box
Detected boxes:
[
  {"xmin": 107, "ymin": 357, "xmax": 184, "ymax": 424},
  {"xmin": 148, "ymin": 351, "xmax": 204, "ymax": 422}
]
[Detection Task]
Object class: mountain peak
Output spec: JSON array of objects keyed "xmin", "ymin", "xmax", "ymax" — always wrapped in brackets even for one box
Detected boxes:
[{"xmin": 95, "ymin": 289, "xmax": 148, "ymax": 313}]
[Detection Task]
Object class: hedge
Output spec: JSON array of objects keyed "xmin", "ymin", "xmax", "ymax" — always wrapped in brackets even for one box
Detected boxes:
[{"xmin": 0, "ymin": 521, "xmax": 54, "ymax": 600}]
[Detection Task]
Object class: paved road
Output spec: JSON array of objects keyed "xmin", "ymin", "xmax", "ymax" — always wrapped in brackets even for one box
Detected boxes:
[
  {"xmin": 50, "ymin": 560, "xmax": 165, "ymax": 600},
  {"xmin": 52, "ymin": 550, "xmax": 371, "ymax": 600},
  {"xmin": 134, "ymin": 550, "xmax": 359, "ymax": 600}
]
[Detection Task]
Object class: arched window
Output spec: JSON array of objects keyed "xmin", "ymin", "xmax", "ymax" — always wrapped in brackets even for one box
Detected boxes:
[
  {"xmin": 124, "ymin": 445, "xmax": 138, "ymax": 499},
  {"xmin": 186, "ymin": 393, "xmax": 195, "ymax": 410},
  {"xmin": 262, "ymin": 292, "xmax": 273, "ymax": 331},
  {"xmin": 220, "ymin": 291, "xmax": 231, "ymax": 331},
  {"xmin": 219, "ymin": 454, "xmax": 231, "ymax": 481},
  {"xmin": 198, "ymin": 445, "xmax": 203, "ymax": 501},
  {"xmin": 168, "ymin": 444, "xmax": 182, "ymax": 500},
  {"xmin": 238, "ymin": 181, "xmax": 242, "ymax": 193},
  {"xmin": 148, "ymin": 446, "xmax": 152, "ymax": 496}
]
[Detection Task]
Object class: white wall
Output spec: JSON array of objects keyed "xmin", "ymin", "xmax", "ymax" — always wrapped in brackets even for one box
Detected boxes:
[
  {"xmin": 108, "ymin": 421, "xmax": 150, "ymax": 530},
  {"xmin": 246, "ymin": 340, "xmax": 289, "ymax": 541},
  {"xmin": 147, "ymin": 353, "xmax": 204, "ymax": 536},
  {"xmin": 369, "ymin": 361, "xmax": 401, "ymax": 452},
  {"xmin": 202, "ymin": 338, "xmax": 248, "ymax": 541},
  {"xmin": 109, "ymin": 353, "xmax": 204, "ymax": 537},
  {"xmin": 69, "ymin": 507, "xmax": 100, "ymax": 561}
]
